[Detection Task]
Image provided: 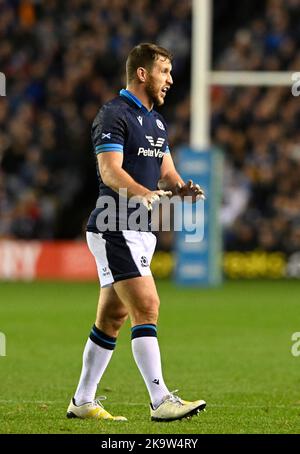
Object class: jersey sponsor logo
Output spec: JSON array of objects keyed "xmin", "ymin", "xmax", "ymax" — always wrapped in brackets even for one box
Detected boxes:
[
  {"xmin": 101, "ymin": 132, "xmax": 111, "ymax": 139},
  {"xmin": 156, "ymin": 119, "xmax": 165, "ymax": 130},
  {"xmin": 137, "ymin": 116, "xmax": 143, "ymax": 126},
  {"xmin": 138, "ymin": 147, "xmax": 165, "ymax": 158},
  {"xmin": 139, "ymin": 136, "xmax": 166, "ymax": 158},
  {"xmin": 145, "ymin": 136, "xmax": 165, "ymax": 147}
]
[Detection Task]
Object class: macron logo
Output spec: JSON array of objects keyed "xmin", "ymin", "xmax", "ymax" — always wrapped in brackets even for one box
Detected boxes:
[
  {"xmin": 137, "ymin": 116, "xmax": 143, "ymax": 126},
  {"xmin": 145, "ymin": 136, "xmax": 165, "ymax": 148}
]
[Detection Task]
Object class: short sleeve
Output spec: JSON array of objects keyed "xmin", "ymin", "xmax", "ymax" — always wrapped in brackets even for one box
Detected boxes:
[{"xmin": 92, "ymin": 104, "xmax": 126, "ymax": 154}]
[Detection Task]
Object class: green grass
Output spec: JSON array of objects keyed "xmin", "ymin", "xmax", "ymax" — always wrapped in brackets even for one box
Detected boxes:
[{"xmin": 0, "ymin": 280, "xmax": 300, "ymax": 434}]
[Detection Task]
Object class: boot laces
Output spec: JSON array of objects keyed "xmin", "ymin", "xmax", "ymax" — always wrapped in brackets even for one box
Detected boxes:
[
  {"xmin": 168, "ymin": 390, "xmax": 183, "ymax": 406},
  {"xmin": 92, "ymin": 396, "xmax": 107, "ymax": 408}
]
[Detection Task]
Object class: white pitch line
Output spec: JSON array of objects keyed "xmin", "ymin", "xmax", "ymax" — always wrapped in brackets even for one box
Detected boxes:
[
  {"xmin": 0, "ymin": 400, "xmax": 299, "ymax": 409},
  {"xmin": 0, "ymin": 400, "xmax": 146, "ymax": 405}
]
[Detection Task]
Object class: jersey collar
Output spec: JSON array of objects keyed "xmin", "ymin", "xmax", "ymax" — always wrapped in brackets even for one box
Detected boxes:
[{"xmin": 119, "ymin": 89, "xmax": 152, "ymax": 115}]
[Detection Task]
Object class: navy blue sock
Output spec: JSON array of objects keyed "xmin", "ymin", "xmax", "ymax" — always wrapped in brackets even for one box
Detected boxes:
[
  {"xmin": 89, "ymin": 324, "xmax": 117, "ymax": 350},
  {"xmin": 131, "ymin": 323, "xmax": 157, "ymax": 340}
]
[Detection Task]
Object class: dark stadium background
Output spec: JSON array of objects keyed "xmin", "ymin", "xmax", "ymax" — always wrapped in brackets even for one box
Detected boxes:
[
  {"xmin": 3, "ymin": 0, "xmax": 293, "ymax": 249},
  {"xmin": 2, "ymin": 0, "xmax": 300, "ymax": 283}
]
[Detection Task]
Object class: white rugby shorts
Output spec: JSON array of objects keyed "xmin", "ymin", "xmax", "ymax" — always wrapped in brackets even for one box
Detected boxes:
[{"xmin": 86, "ymin": 230, "xmax": 157, "ymax": 287}]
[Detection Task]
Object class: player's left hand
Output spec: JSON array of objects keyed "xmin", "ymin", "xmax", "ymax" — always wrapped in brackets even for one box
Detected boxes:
[{"xmin": 175, "ymin": 180, "xmax": 206, "ymax": 202}]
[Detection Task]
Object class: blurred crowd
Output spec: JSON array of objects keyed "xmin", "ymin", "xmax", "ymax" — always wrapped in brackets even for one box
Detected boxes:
[
  {"xmin": 214, "ymin": 0, "xmax": 300, "ymax": 253},
  {"xmin": 0, "ymin": 0, "xmax": 192, "ymax": 238},
  {"xmin": 0, "ymin": 0, "xmax": 300, "ymax": 254}
]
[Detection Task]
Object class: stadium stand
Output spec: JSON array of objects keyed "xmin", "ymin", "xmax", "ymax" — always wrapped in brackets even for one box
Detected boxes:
[{"xmin": 1, "ymin": 0, "xmax": 300, "ymax": 255}]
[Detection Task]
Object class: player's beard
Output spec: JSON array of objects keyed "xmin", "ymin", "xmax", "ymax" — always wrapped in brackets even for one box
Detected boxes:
[{"xmin": 145, "ymin": 74, "xmax": 164, "ymax": 106}]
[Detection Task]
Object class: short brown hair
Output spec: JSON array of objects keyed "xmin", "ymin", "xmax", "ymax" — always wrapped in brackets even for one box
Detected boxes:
[{"xmin": 126, "ymin": 43, "xmax": 173, "ymax": 83}]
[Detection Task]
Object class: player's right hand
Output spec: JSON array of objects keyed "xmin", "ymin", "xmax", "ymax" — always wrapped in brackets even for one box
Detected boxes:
[{"xmin": 142, "ymin": 190, "xmax": 172, "ymax": 211}]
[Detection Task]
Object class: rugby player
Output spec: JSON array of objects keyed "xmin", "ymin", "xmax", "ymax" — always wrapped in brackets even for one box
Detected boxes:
[{"xmin": 67, "ymin": 43, "xmax": 206, "ymax": 422}]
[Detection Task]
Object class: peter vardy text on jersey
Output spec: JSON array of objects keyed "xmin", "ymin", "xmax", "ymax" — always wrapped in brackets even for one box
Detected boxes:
[{"xmin": 137, "ymin": 147, "xmax": 166, "ymax": 158}]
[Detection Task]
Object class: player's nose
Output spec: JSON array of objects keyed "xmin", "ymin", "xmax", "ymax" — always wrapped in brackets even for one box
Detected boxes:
[{"xmin": 167, "ymin": 74, "xmax": 173, "ymax": 85}]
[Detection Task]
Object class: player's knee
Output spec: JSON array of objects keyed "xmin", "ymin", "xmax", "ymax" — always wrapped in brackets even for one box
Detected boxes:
[
  {"xmin": 99, "ymin": 311, "xmax": 128, "ymax": 336},
  {"xmin": 111, "ymin": 312, "xmax": 128, "ymax": 332},
  {"xmin": 133, "ymin": 295, "xmax": 160, "ymax": 324}
]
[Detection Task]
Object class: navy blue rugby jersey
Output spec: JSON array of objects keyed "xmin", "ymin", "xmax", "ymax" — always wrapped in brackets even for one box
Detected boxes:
[{"xmin": 87, "ymin": 89, "xmax": 170, "ymax": 232}]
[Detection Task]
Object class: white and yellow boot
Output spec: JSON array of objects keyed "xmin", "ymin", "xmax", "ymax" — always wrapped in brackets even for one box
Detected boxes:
[
  {"xmin": 150, "ymin": 392, "xmax": 206, "ymax": 422},
  {"xmin": 67, "ymin": 397, "xmax": 127, "ymax": 421}
]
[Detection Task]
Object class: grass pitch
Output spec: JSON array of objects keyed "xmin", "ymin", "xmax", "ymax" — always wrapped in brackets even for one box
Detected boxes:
[{"xmin": 0, "ymin": 279, "xmax": 300, "ymax": 434}]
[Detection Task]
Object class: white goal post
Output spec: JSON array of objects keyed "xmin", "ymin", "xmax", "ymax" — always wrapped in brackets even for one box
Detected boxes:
[{"xmin": 191, "ymin": 0, "xmax": 295, "ymax": 149}]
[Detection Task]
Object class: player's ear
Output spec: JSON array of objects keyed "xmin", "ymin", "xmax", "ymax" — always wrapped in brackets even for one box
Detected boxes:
[{"xmin": 136, "ymin": 67, "xmax": 147, "ymax": 83}]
